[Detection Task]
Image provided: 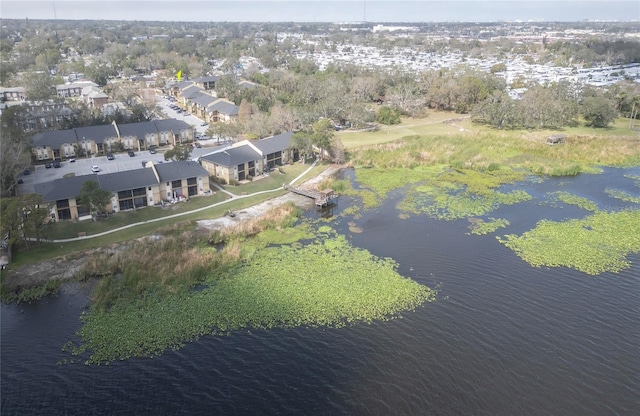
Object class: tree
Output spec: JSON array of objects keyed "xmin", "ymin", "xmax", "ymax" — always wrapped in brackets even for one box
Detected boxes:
[
  {"xmin": 164, "ymin": 144, "xmax": 192, "ymax": 161},
  {"xmin": 0, "ymin": 194, "xmax": 49, "ymax": 251},
  {"xmin": 376, "ymin": 106, "xmax": 401, "ymax": 125},
  {"xmin": 489, "ymin": 63, "xmax": 507, "ymax": 73},
  {"xmin": 311, "ymin": 118, "xmax": 334, "ymax": 160},
  {"xmin": 329, "ymin": 137, "xmax": 346, "ymax": 164},
  {"xmin": 23, "ymin": 71, "xmax": 56, "ymax": 101},
  {"xmin": 77, "ymin": 181, "xmax": 112, "ymax": 219},
  {"xmin": 290, "ymin": 132, "xmax": 314, "ymax": 159},
  {"xmin": 581, "ymin": 95, "xmax": 617, "ymax": 128},
  {"xmin": 207, "ymin": 122, "xmax": 241, "ymax": 144},
  {"xmin": 0, "ymin": 105, "xmax": 31, "ymax": 197},
  {"xmin": 472, "ymin": 90, "xmax": 520, "ymax": 130}
]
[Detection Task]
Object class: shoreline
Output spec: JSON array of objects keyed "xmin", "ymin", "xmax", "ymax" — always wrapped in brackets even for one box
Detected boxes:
[{"xmin": 2, "ymin": 164, "xmax": 344, "ymax": 295}]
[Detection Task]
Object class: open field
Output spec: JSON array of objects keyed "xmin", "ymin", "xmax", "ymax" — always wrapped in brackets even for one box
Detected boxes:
[{"xmin": 338, "ymin": 111, "xmax": 640, "ymax": 150}]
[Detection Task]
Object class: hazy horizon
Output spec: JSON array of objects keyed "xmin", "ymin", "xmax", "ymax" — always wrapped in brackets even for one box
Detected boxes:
[{"xmin": 2, "ymin": 1, "xmax": 639, "ymax": 23}]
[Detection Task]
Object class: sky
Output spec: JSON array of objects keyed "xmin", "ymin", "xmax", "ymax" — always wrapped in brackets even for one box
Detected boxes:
[{"xmin": 2, "ymin": 0, "xmax": 639, "ymax": 23}]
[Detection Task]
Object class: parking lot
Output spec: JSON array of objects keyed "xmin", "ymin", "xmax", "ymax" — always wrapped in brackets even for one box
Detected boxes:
[
  {"xmin": 17, "ymin": 141, "xmax": 230, "ymax": 196},
  {"xmin": 16, "ymin": 96, "xmax": 234, "ymax": 196},
  {"xmin": 156, "ymin": 96, "xmax": 210, "ymax": 136}
]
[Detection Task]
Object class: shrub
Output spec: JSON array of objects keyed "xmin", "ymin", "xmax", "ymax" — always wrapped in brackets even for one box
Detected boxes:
[{"xmin": 376, "ymin": 106, "xmax": 401, "ymax": 125}]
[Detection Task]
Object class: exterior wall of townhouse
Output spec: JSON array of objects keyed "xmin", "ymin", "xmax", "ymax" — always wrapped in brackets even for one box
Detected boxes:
[{"xmin": 32, "ymin": 146, "xmax": 54, "ymax": 160}]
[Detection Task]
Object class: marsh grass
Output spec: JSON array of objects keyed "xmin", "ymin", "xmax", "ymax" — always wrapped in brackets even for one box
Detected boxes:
[
  {"xmin": 79, "ymin": 203, "xmax": 303, "ymax": 312},
  {"xmin": 70, "ymin": 222, "xmax": 434, "ymax": 364}
]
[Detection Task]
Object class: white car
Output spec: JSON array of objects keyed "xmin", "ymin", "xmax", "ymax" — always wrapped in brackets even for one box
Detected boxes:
[{"xmin": 91, "ymin": 165, "xmax": 100, "ymax": 173}]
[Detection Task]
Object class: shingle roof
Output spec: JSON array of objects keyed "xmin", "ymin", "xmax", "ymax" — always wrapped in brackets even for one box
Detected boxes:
[
  {"xmin": 154, "ymin": 160, "xmax": 209, "ymax": 181},
  {"xmin": 253, "ymin": 131, "xmax": 293, "ymax": 156},
  {"xmin": 30, "ymin": 119, "xmax": 192, "ymax": 148},
  {"xmin": 182, "ymin": 85, "xmax": 205, "ymax": 99},
  {"xmin": 152, "ymin": 119, "xmax": 191, "ymax": 133},
  {"xmin": 35, "ymin": 174, "xmax": 99, "ymax": 202},
  {"xmin": 31, "ymin": 129, "xmax": 78, "ymax": 148},
  {"xmin": 200, "ymin": 145, "xmax": 261, "ymax": 167},
  {"xmin": 75, "ymin": 124, "xmax": 118, "ymax": 144},
  {"xmin": 208, "ymin": 99, "xmax": 238, "ymax": 116},
  {"xmin": 191, "ymin": 92, "xmax": 217, "ymax": 107},
  {"xmin": 97, "ymin": 168, "xmax": 159, "ymax": 192},
  {"xmin": 173, "ymin": 81, "xmax": 194, "ymax": 90},
  {"xmin": 118, "ymin": 121, "xmax": 158, "ymax": 138}
]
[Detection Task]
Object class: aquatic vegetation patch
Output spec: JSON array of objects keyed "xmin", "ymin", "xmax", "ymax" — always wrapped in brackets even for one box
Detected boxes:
[
  {"xmin": 401, "ymin": 184, "xmax": 530, "ymax": 220},
  {"xmin": 604, "ymin": 188, "xmax": 640, "ymax": 204},
  {"xmin": 396, "ymin": 169, "xmax": 532, "ymax": 221},
  {"xmin": 467, "ymin": 218, "xmax": 510, "ymax": 235},
  {"xmin": 70, "ymin": 232, "xmax": 434, "ymax": 364},
  {"xmin": 625, "ymin": 174, "xmax": 640, "ymax": 187},
  {"xmin": 499, "ymin": 209, "xmax": 640, "ymax": 275},
  {"xmin": 551, "ymin": 191, "xmax": 600, "ymax": 212}
]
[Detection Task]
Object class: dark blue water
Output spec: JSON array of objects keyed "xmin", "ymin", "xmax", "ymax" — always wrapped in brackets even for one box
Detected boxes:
[{"xmin": 2, "ymin": 168, "xmax": 640, "ymax": 415}]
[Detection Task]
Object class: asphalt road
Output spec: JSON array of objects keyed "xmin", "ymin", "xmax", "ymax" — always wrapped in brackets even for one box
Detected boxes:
[{"xmin": 156, "ymin": 96, "xmax": 210, "ymax": 136}]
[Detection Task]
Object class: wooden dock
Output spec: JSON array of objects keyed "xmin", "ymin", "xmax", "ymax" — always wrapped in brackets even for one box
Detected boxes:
[{"xmin": 284, "ymin": 185, "xmax": 337, "ymax": 207}]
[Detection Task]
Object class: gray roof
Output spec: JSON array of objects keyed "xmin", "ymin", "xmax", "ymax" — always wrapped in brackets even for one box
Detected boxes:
[
  {"xmin": 31, "ymin": 119, "xmax": 191, "ymax": 149},
  {"xmin": 173, "ymin": 81, "xmax": 194, "ymax": 90},
  {"xmin": 75, "ymin": 124, "xmax": 118, "ymax": 144},
  {"xmin": 118, "ymin": 121, "xmax": 158, "ymax": 138},
  {"xmin": 155, "ymin": 160, "xmax": 209, "ymax": 181},
  {"xmin": 193, "ymin": 75, "xmax": 219, "ymax": 83},
  {"xmin": 191, "ymin": 92, "xmax": 217, "ymax": 107},
  {"xmin": 182, "ymin": 85, "xmax": 205, "ymax": 99},
  {"xmin": 97, "ymin": 168, "xmax": 159, "ymax": 192},
  {"xmin": 208, "ymin": 99, "xmax": 238, "ymax": 116},
  {"xmin": 31, "ymin": 129, "xmax": 78, "ymax": 148},
  {"xmin": 152, "ymin": 119, "xmax": 191, "ymax": 133},
  {"xmin": 200, "ymin": 145, "xmax": 261, "ymax": 167},
  {"xmin": 253, "ymin": 131, "xmax": 293, "ymax": 156},
  {"xmin": 35, "ymin": 174, "xmax": 99, "ymax": 202}
]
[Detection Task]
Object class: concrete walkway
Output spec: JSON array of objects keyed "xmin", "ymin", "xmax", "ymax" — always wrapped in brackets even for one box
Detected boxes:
[{"xmin": 47, "ymin": 160, "xmax": 320, "ymax": 243}]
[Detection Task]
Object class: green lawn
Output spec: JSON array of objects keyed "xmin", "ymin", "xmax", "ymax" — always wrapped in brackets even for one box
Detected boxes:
[
  {"xmin": 13, "ymin": 161, "xmax": 332, "ymax": 267},
  {"xmin": 222, "ymin": 162, "xmax": 317, "ymax": 195}
]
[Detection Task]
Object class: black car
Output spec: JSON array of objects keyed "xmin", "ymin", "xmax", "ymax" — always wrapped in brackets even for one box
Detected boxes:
[
  {"xmin": 44, "ymin": 161, "xmax": 53, "ymax": 169},
  {"xmin": 128, "ymin": 150, "xmax": 136, "ymax": 157},
  {"xmin": 53, "ymin": 159, "xmax": 61, "ymax": 168},
  {"xmin": 107, "ymin": 153, "xmax": 115, "ymax": 160},
  {"xmin": 23, "ymin": 168, "xmax": 30, "ymax": 175},
  {"xmin": 141, "ymin": 160, "xmax": 148, "ymax": 167},
  {"xmin": 149, "ymin": 146, "xmax": 157, "ymax": 154}
]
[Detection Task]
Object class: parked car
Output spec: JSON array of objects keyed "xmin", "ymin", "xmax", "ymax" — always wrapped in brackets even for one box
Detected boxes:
[
  {"xmin": 23, "ymin": 168, "xmax": 30, "ymax": 175},
  {"xmin": 200, "ymin": 122, "xmax": 208, "ymax": 126},
  {"xmin": 53, "ymin": 159, "xmax": 61, "ymax": 168},
  {"xmin": 128, "ymin": 150, "xmax": 136, "ymax": 157},
  {"xmin": 107, "ymin": 153, "xmax": 115, "ymax": 160},
  {"xmin": 141, "ymin": 160, "xmax": 148, "ymax": 167},
  {"xmin": 91, "ymin": 165, "xmax": 100, "ymax": 173},
  {"xmin": 44, "ymin": 161, "xmax": 52, "ymax": 168},
  {"xmin": 194, "ymin": 142, "xmax": 201, "ymax": 148},
  {"xmin": 149, "ymin": 146, "xmax": 157, "ymax": 154},
  {"xmin": 69, "ymin": 158, "xmax": 76, "ymax": 163}
]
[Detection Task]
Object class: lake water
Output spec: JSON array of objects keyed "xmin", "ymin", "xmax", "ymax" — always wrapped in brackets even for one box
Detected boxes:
[{"xmin": 2, "ymin": 167, "xmax": 639, "ymax": 415}]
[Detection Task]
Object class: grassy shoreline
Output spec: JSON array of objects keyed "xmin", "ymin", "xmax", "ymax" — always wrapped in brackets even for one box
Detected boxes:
[{"xmin": 4, "ymin": 113, "xmax": 640, "ymax": 363}]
